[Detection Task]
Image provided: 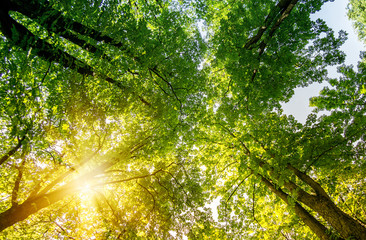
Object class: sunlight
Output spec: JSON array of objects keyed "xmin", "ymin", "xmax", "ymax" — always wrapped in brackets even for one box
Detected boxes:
[
  {"xmin": 2, "ymin": 0, "xmax": 366, "ymax": 238},
  {"xmin": 70, "ymin": 174, "xmax": 99, "ymax": 210},
  {"xmin": 78, "ymin": 186, "xmax": 94, "ymax": 208},
  {"xmin": 78, "ymin": 182, "xmax": 96, "ymax": 205},
  {"xmin": 82, "ymin": 183, "xmax": 91, "ymax": 192}
]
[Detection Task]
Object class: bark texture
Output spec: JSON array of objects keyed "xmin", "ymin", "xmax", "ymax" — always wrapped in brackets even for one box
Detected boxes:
[
  {"xmin": 259, "ymin": 173, "xmax": 333, "ymax": 240},
  {"xmin": 0, "ymin": 187, "xmax": 75, "ymax": 232},
  {"xmin": 252, "ymin": 136, "xmax": 366, "ymax": 240}
]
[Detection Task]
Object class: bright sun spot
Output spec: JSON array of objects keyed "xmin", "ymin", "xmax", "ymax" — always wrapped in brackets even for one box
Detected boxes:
[
  {"xmin": 83, "ymin": 183, "xmax": 91, "ymax": 192},
  {"xmin": 77, "ymin": 182, "xmax": 95, "ymax": 207}
]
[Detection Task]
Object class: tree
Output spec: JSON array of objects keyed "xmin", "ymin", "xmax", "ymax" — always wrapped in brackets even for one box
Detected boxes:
[
  {"xmin": 193, "ymin": 108, "xmax": 365, "ymax": 239},
  {"xmin": 0, "ymin": 0, "xmax": 365, "ymax": 239},
  {"xmin": 189, "ymin": 0, "xmax": 365, "ymax": 238}
]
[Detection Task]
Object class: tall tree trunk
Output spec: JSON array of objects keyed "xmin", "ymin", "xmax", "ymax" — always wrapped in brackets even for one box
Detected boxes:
[
  {"xmin": 267, "ymin": 162, "xmax": 366, "ymax": 239},
  {"xmin": 251, "ymin": 142, "xmax": 366, "ymax": 240},
  {"xmin": 308, "ymin": 195, "xmax": 366, "ymax": 240},
  {"xmin": 229, "ymin": 127, "xmax": 366, "ymax": 238},
  {"xmin": 8, "ymin": 0, "xmax": 128, "ymax": 49},
  {"xmin": 255, "ymin": 159, "xmax": 366, "ymax": 239},
  {"xmin": 244, "ymin": 0, "xmax": 299, "ymax": 52},
  {"xmin": 285, "ymin": 164, "xmax": 366, "ymax": 240},
  {"xmin": 258, "ymin": 172, "xmax": 334, "ymax": 240}
]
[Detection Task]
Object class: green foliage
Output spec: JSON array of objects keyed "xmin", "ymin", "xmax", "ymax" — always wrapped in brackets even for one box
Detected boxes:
[{"xmin": 0, "ymin": 0, "xmax": 365, "ymax": 239}]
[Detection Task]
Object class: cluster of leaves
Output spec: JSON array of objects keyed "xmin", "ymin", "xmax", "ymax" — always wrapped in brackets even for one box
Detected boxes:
[{"xmin": 348, "ymin": 0, "xmax": 366, "ymax": 42}]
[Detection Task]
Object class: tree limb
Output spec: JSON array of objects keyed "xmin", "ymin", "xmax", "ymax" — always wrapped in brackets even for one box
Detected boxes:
[
  {"xmin": 287, "ymin": 163, "xmax": 331, "ymax": 200},
  {"xmin": 0, "ymin": 5, "xmax": 151, "ymax": 106},
  {"xmin": 0, "ymin": 134, "xmax": 27, "ymax": 166},
  {"xmin": 244, "ymin": 0, "xmax": 299, "ymax": 52}
]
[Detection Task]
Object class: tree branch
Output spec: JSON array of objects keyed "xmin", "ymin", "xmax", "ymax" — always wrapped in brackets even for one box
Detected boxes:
[
  {"xmin": 226, "ymin": 173, "xmax": 252, "ymax": 204},
  {"xmin": 9, "ymin": 0, "xmax": 129, "ymax": 50},
  {"xmin": 0, "ymin": 6, "xmax": 150, "ymax": 106},
  {"xmin": 244, "ymin": 0, "xmax": 299, "ymax": 51},
  {"xmin": 137, "ymin": 183, "xmax": 156, "ymax": 213},
  {"xmin": 287, "ymin": 163, "xmax": 331, "ymax": 200},
  {"xmin": 149, "ymin": 67, "xmax": 183, "ymax": 110},
  {"xmin": 215, "ymin": 122, "xmax": 251, "ymax": 155},
  {"xmin": 0, "ymin": 133, "xmax": 27, "ymax": 166}
]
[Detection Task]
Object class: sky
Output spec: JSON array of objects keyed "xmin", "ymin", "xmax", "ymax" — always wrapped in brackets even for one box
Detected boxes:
[{"xmin": 281, "ymin": 0, "xmax": 365, "ymax": 123}]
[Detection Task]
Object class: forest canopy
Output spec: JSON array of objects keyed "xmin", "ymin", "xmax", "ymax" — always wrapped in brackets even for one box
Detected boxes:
[{"xmin": 0, "ymin": 0, "xmax": 365, "ymax": 239}]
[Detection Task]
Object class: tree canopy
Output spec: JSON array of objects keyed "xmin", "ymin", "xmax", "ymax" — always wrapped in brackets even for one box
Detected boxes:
[{"xmin": 0, "ymin": 0, "xmax": 365, "ymax": 239}]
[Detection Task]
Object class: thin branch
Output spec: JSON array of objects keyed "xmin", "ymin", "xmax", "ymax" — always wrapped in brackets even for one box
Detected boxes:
[
  {"xmin": 98, "ymin": 170, "xmax": 162, "ymax": 185},
  {"xmin": 304, "ymin": 128, "xmax": 364, "ymax": 172},
  {"xmin": 137, "ymin": 183, "xmax": 156, "ymax": 213},
  {"xmin": 149, "ymin": 69, "xmax": 171, "ymax": 97},
  {"xmin": 36, "ymin": 146, "xmax": 104, "ymax": 196},
  {"xmin": 252, "ymin": 182, "xmax": 256, "ymax": 220},
  {"xmin": 38, "ymin": 61, "xmax": 52, "ymax": 87},
  {"xmin": 225, "ymin": 173, "xmax": 252, "ymax": 204},
  {"xmin": 0, "ymin": 133, "xmax": 27, "ymax": 166},
  {"xmin": 104, "ymin": 169, "xmax": 128, "ymax": 174},
  {"xmin": 219, "ymin": 160, "xmax": 239, "ymax": 174},
  {"xmin": 96, "ymin": 162, "xmax": 175, "ymax": 186},
  {"xmin": 224, "ymin": 77, "xmax": 233, "ymax": 96},
  {"xmin": 339, "ymin": 195, "xmax": 366, "ymax": 226},
  {"xmin": 153, "ymin": 175, "xmax": 175, "ymax": 200},
  {"xmin": 95, "ymin": 191, "xmax": 119, "ymax": 223},
  {"xmin": 161, "ymin": 169, "xmax": 190, "ymax": 203},
  {"xmin": 247, "ymin": 133, "xmax": 275, "ymax": 158},
  {"xmin": 129, "ymin": 135, "xmax": 153, "ymax": 154},
  {"xmin": 28, "ymin": 171, "xmax": 55, "ymax": 199},
  {"xmin": 215, "ymin": 122, "xmax": 251, "ymax": 155},
  {"xmin": 149, "ymin": 67, "xmax": 183, "ymax": 110},
  {"xmin": 251, "ymin": 68, "xmax": 258, "ymax": 82}
]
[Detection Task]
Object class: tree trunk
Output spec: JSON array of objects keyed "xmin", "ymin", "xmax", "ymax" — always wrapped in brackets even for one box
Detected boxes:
[
  {"xmin": 256, "ymin": 160, "xmax": 366, "ymax": 239},
  {"xmin": 0, "ymin": 0, "xmax": 151, "ymax": 106},
  {"xmin": 286, "ymin": 164, "xmax": 366, "ymax": 240},
  {"xmin": 244, "ymin": 0, "xmax": 299, "ymax": 51},
  {"xmin": 8, "ymin": 0, "xmax": 128, "ymax": 49},
  {"xmin": 0, "ymin": 185, "xmax": 76, "ymax": 232},
  {"xmin": 258, "ymin": 172, "xmax": 334, "ymax": 240},
  {"xmin": 297, "ymin": 191, "xmax": 366, "ymax": 240}
]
